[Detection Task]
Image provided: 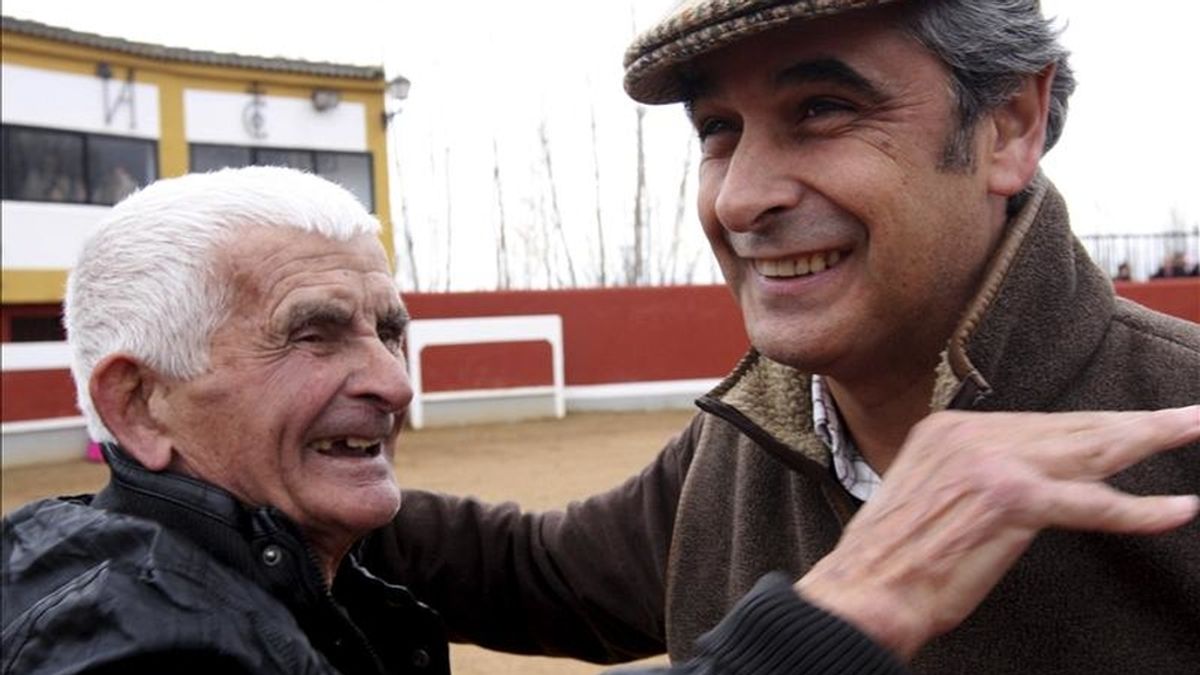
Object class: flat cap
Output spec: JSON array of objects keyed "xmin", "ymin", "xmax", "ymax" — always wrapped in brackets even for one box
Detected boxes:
[{"xmin": 624, "ymin": 0, "xmax": 902, "ymax": 104}]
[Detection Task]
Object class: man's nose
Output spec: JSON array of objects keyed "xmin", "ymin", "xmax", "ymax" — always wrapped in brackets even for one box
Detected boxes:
[
  {"xmin": 712, "ymin": 132, "xmax": 805, "ymax": 233},
  {"xmin": 351, "ymin": 338, "xmax": 414, "ymax": 413}
]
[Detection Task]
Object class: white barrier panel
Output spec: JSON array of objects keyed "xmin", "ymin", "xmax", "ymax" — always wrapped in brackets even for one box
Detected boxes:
[
  {"xmin": 1, "ymin": 341, "xmax": 72, "ymax": 372},
  {"xmin": 406, "ymin": 315, "xmax": 565, "ymax": 429}
]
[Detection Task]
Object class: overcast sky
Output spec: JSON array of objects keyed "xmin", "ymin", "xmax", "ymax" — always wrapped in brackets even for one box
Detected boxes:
[{"xmin": 4, "ymin": 0, "xmax": 1198, "ymax": 289}]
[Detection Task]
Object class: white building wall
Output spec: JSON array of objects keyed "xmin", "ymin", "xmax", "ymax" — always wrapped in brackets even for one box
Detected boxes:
[
  {"xmin": 0, "ymin": 202, "xmax": 111, "ymax": 270},
  {"xmin": 184, "ymin": 89, "xmax": 367, "ymax": 151},
  {"xmin": 1, "ymin": 63, "xmax": 159, "ymax": 138}
]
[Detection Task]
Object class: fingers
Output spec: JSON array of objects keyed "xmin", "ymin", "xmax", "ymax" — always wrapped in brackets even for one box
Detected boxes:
[
  {"xmin": 1042, "ymin": 405, "xmax": 1200, "ymax": 480},
  {"xmin": 1040, "ymin": 482, "xmax": 1200, "ymax": 534}
]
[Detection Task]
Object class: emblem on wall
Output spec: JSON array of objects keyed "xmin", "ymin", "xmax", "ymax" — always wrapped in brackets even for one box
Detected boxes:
[
  {"xmin": 96, "ymin": 63, "xmax": 136, "ymax": 130},
  {"xmin": 243, "ymin": 83, "xmax": 268, "ymax": 139}
]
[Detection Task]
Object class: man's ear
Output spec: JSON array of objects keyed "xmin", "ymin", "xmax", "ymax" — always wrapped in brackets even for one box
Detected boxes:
[
  {"xmin": 986, "ymin": 64, "xmax": 1056, "ymax": 197},
  {"xmin": 89, "ymin": 355, "xmax": 174, "ymax": 471}
]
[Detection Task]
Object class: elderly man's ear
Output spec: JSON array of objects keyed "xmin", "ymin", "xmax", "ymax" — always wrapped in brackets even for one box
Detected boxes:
[
  {"xmin": 89, "ymin": 355, "xmax": 176, "ymax": 471},
  {"xmin": 985, "ymin": 64, "xmax": 1056, "ymax": 197}
]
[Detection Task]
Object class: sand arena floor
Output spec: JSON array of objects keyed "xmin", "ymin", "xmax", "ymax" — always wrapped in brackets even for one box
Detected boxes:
[{"xmin": 2, "ymin": 410, "xmax": 690, "ymax": 674}]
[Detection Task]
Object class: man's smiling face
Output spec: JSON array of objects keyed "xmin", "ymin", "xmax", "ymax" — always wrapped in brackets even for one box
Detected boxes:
[
  {"xmin": 156, "ymin": 226, "xmax": 411, "ymax": 552},
  {"xmin": 688, "ymin": 6, "xmax": 1009, "ymax": 384}
]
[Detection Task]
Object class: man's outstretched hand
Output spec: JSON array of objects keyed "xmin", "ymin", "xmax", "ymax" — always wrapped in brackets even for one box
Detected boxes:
[{"xmin": 795, "ymin": 406, "xmax": 1200, "ymax": 660}]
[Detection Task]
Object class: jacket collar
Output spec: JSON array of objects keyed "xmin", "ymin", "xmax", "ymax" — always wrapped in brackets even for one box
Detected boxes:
[
  {"xmin": 90, "ymin": 444, "xmax": 446, "ymax": 673},
  {"xmin": 92, "ymin": 443, "xmax": 332, "ymax": 601},
  {"xmin": 702, "ymin": 174, "xmax": 1116, "ymax": 464}
]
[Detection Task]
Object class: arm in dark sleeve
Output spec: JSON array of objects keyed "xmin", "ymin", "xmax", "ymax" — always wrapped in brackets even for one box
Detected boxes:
[
  {"xmin": 614, "ymin": 573, "xmax": 908, "ymax": 675},
  {"xmin": 360, "ymin": 414, "xmax": 705, "ymax": 663}
]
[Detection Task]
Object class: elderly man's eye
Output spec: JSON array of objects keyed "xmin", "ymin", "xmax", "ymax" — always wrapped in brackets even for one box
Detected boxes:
[{"xmin": 377, "ymin": 328, "xmax": 404, "ymax": 352}]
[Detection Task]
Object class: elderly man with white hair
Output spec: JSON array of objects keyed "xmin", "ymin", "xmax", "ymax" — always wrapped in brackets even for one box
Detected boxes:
[{"xmin": 1, "ymin": 167, "xmax": 441, "ymax": 674}]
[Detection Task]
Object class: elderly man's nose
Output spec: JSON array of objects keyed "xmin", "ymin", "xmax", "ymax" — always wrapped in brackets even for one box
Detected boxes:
[{"xmin": 354, "ymin": 341, "xmax": 413, "ymax": 413}]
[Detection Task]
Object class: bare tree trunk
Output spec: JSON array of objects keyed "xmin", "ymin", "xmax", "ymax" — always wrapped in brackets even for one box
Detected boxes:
[
  {"xmin": 589, "ymin": 102, "xmax": 608, "ymax": 287},
  {"xmin": 388, "ymin": 126, "xmax": 421, "ymax": 291},
  {"xmin": 442, "ymin": 146, "xmax": 453, "ymax": 291},
  {"xmin": 538, "ymin": 119, "xmax": 578, "ymax": 287},
  {"xmin": 631, "ymin": 104, "xmax": 647, "ymax": 285},
  {"xmin": 492, "ymin": 138, "xmax": 511, "ymax": 290},
  {"xmin": 666, "ymin": 140, "xmax": 694, "ymax": 284}
]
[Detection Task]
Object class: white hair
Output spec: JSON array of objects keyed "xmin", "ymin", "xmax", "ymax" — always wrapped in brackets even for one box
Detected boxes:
[{"xmin": 65, "ymin": 166, "xmax": 383, "ymax": 442}]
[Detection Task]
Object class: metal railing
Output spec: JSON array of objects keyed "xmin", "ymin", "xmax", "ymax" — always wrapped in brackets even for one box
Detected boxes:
[{"xmin": 1078, "ymin": 230, "xmax": 1199, "ymax": 282}]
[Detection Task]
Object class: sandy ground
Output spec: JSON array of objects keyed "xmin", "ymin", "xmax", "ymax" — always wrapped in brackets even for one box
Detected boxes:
[{"xmin": 1, "ymin": 410, "xmax": 691, "ymax": 674}]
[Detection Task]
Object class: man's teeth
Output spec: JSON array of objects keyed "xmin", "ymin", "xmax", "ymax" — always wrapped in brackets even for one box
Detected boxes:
[
  {"xmin": 755, "ymin": 250, "xmax": 842, "ymax": 278},
  {"xmin": 309, "ymin": 437, "xmax": 382, "ymax": 454}
]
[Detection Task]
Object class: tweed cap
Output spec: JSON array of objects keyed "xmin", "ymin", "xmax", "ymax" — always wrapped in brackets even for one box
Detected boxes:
[{"xmin": 624, "ymin": 0, "xmax": 903, "ymax": 104}]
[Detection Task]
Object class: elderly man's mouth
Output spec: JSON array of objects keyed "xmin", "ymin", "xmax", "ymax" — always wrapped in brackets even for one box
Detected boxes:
[
  {"xmin": 752, "ymin": 249, "xmax": 847, "ymax": 278},
  {"xmin": 307, "ymin": 437, "xmax": 385, "ymax": 458}
]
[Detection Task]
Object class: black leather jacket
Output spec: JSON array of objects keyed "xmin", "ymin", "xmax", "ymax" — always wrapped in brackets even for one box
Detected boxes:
[{"xmin": 1, "ymin": 445, "xmax": 448, "ymax": 675}]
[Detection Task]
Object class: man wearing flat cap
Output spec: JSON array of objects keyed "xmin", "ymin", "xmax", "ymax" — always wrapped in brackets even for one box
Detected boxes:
[{"xmin": 375, "ymin": 1, "xmax": 1200, "ymax": 673}]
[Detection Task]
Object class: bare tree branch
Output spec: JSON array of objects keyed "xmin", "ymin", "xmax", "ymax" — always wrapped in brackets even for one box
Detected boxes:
[
  {"xmin": 492, "ymin": 137, "xmax": 511, "ymax": 290},
  {"xmin": 667, "ymin": 139, "xmax": 694, "ymax": 283},
  {"xmin": 631, "ymin": 103, "xmax": 647, "ymax": 285},
  {"xmin": 442, "ymin": 146, "xmax": 452, "ymax": 291},
  {"xmin": 388, "ymin": 124, "xmax": 421, "ymax": 292},
  {"xmin": 538, "ymin": 119, "xmax": 578, "ymax": 287},
  {"xmin": 589, "ymin": 101, "xmax": 608, "ymax": 287}
]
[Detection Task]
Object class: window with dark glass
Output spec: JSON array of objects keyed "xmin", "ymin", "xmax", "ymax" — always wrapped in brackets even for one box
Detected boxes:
[
  {"xmin": 315, "ymin": 152, "xmax": 373, "ymax": 211},
  {"xmin": 2, "ymin": 126, "xmax": 86, "ymax": 203},
  {"xmin": 187, "ymin": 143, "xmax": 374, "ymax": 210},
  {"xmin": 190, "ymin": 144, "xmax": 252, "ymax": 173},
  {"xmin": 257, "ymin": 148, "xmax": 315, "ymax": 172},
  {"xmin": 87, "ymin": 136, "xmax": 157, "ymax": 205},
  {"xmin": 0, "ymin": 125, "xmax": 157, "ymax": 205}
]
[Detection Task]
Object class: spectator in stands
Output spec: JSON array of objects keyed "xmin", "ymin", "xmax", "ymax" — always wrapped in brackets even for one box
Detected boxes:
[
  {"xmin": 1113, "ymin": 261, "xmax": 1133, "ymax": 281},
  {"xmin": 20, "ymin": 153, "xmax": 84, "ymax": 203},
  {"xmin": 1151, "ymin": 250, "xmax": 1200, "ymax": 278},
  {"xmin": 6, "ymin": 167, "xmax": 1198, "ymax": 675},
  {"xmin": 379, "ymin": 1, "xmax": 1200, "ymax": 673},
  {"xmin": 93, "ymin": 164, "xmax": 140, "ymax": 205}
]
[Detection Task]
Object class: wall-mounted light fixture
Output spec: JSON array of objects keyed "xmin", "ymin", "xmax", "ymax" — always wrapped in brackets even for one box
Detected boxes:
[
  {"xmin": 311, "ymin": 88, "xmax": 341, "ymax": 112},
  {"xmin": 382, "ymin": 75, "xmax": 412, "ymax": 128}
]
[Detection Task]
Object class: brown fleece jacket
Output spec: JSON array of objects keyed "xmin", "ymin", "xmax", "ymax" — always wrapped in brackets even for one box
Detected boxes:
[{"xmin": 370, "ymin": 176, "xmax": 1200, "ymax": 674}]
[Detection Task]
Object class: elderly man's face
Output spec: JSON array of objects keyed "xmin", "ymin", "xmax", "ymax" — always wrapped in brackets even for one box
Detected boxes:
[
  {"xmin": 157, "ymin": 226, "xmax": 409, "ymax": 548},
  {"xmin": 689, "ymin": 8, "xmax": 1007, "ymax": 383}
]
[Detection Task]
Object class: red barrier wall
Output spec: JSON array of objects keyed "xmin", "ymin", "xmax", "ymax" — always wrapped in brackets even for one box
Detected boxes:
[
  {"xmin": 403, "ymin": 286, "xmax": 749, "ymax": 392},
  {"xmin": 0, "ymin": 370, "xmax": 78, "ymax": 421},
  {"xmin": 1114, "ymin": 278, "xmax": 1200, "ymax": 323},
  {"xmin": 404, "ymin": 280, "xmax": 1200, "ymax": 393},
  {"xmin": 2, "ymin": 281, "xmax": 1196, "ymax": 421}
]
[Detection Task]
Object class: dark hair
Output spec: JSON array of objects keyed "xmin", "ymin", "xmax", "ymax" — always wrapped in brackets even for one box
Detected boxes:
[{"xmin": 903, "ymin": 0, "xmax": 1075, "ymax": 170}]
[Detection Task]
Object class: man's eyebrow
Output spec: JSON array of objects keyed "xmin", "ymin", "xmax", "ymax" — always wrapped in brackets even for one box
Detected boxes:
[
  {"xmin": 283, "ymin": 302, "xmax": 353, "ymax": 332},
  {"xmin": 683, "ymin": 57, "xmax": 884, "ymax": 121},
  {"xmin": 775, "ymin": 58, "xmax": 885, "ymax": 103}
]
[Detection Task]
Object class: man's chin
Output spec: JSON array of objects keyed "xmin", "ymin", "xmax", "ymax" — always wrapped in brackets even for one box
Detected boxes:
[
  {"xmin": 307, "ymin": 485, "xmax": 403, "ymax": 536},
  {"xmin": 748, "ymin": 325, "xmax": 840, "ymax": 374}
]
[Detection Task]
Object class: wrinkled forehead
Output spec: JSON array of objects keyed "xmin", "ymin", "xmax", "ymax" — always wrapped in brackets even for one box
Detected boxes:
[{"xmin": 215, "ymin": 225, "xmax": 398, "ymax": 318}]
